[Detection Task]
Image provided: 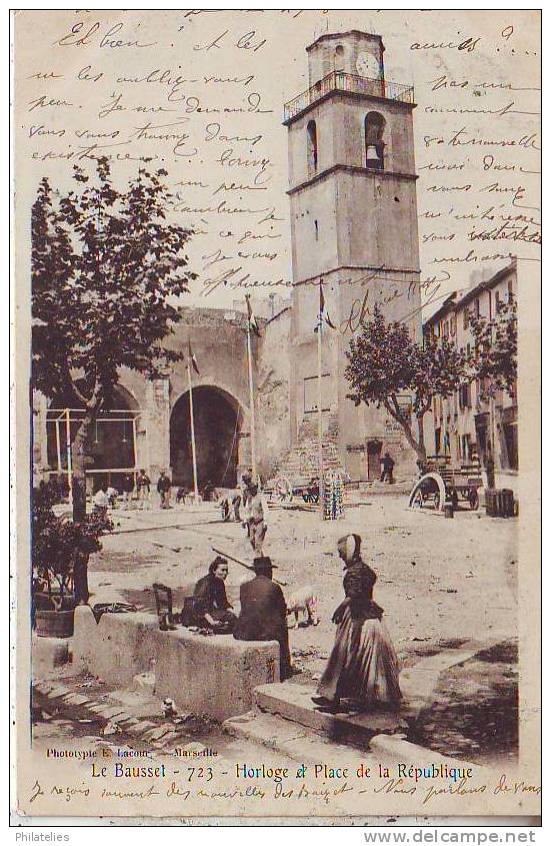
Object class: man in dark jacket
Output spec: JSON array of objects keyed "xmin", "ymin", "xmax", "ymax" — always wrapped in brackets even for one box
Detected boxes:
[
  {"xmin": 233, "ymin": 557, "xmax": 292, "ymax": 681},
  {"xmin": 380, "ymin": 451, "xmax": 395, "ymax": 484},
  {"xmin": 157, "ymin": 470, "xmax": 172, "ymax": 509}
]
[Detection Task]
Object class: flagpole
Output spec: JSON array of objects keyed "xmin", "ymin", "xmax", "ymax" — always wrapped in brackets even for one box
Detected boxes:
[
  {"xmin": 246, "ymin": 319, "xmax": 257, "ymax": 482},
  {"xmin": 187, "ymin": 360, "xmax": 199, "ymax": 501},
  {"xmin": 317, "ymin": 311, "xmax": 324, "ymax": 520},
  {"xmin": 65, "ymin": 408, "xmax": 73, "ymax": 508}
]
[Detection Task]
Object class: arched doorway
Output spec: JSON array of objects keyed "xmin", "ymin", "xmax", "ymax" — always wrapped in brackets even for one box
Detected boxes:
[
  {"xmin": 170, "ymin": 386, "xmax": 241, "ymax": 489},
  {"xmin": 46, "ymin": 384, "xmax": 140, "ymax": 492},
  {"xmin": 367, "ymin": 439, "xmax": 383, "ymax": 481}
]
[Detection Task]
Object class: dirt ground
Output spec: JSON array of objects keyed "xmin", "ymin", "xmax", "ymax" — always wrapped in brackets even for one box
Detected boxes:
[
  {"xmin": 88, "ymin": 493, "xmax": 518, "ymax": 679},
  {"xmin": 35, "ymin": 492, "xmax": 520, "ymax": 764}
]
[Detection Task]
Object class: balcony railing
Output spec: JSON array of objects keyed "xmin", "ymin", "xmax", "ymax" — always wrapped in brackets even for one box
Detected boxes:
[{"xmin": 284, "ymin": 71, "xmax": 414, "ymax": 122}]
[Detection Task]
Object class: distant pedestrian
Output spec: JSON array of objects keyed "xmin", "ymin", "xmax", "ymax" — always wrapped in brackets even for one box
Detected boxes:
[
  {"xmin": 106, "ymin": 485, "xmax": 118, "ymax": 508},
  {"xmin": 92, "ymin": 485, "xmax": 109, "ymax": 517},
  {"xmin": 136, "ymin": 469, "xmax": 151, "ymax": 510},
  {"xmin": 220, "ymin": 495, "xmax": 231, "ymax": 522},
  {"xmin": 380, "ymin": 451, "xmax": 395, "ymax": 484},
  {"xmin": 246, "ymin": 483, "xmax": 269, "ymax": 555},
  {"xmin": 231, "ymin": 491, "xmax": 241, "ymax": 522},
  {"xmin": 120, "ymin": 472, "xmax": 134, "ymax": 510},
  {"xmin": 157, "ymin": 470, "xmax": 172, "ymax": 509},
  {"xmin": 202, "ymin": 480, "xmax": 215, "ymax": 502},
  {"xmin": 240, "ymin": 468, "xmax": 253, "ymax": 509}
]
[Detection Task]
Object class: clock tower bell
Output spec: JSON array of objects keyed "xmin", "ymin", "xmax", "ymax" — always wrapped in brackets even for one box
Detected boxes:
[{"xmin": 284, "ymin": 31, "xmax": 422, "ymax": 482}]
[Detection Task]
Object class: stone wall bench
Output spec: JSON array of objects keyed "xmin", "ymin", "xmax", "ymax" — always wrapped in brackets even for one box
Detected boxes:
[{"xmin": 72, "ymin": 606, "xmax": 280, "ymax": 721}]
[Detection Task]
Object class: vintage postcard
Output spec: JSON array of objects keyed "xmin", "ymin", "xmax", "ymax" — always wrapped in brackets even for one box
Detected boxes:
[{"xmin": 12, "ymin": 9, "xmax": 541, "ymax": 823}]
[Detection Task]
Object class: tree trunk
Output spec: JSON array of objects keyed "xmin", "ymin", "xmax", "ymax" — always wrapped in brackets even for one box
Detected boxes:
[
  {"xmin": 385, "ymin": 403, "xmax": 426, "ymax": 464},
  {"xmin": 73, "ymin": 550, "xmax": 90, "ymax": 605},
  {"xmin": 416, "ymin": 413, "xmax": 427, "ymax": 463},
  {"xmin": 71, "ymin": 415, "xmax": 91, "ymax": 522}
]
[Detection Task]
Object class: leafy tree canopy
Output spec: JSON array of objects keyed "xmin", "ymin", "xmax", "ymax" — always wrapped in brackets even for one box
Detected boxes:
[
  {"xmin": 32, "ymin": 158, "xmax": 196, "ymax": 412},
  {"xmin": 345, "ymin": 307, "xmax": 467, "ymax": 460},
  {"xmin": 468, "ymin": 297, "xmax": 517, "ymax": 400}
]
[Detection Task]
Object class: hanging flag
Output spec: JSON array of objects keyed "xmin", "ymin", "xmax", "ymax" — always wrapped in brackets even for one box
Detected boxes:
[
  {"xmin": 316, "ymin": 279, "xmax": 337, "ymax": 331},
  {"xmin": 188, "ymin": 340, "xmax": 200, "ymax": 374},
  {"xmin": 245, "ymin": 294, "xmax": 261, "ymax": 336}
]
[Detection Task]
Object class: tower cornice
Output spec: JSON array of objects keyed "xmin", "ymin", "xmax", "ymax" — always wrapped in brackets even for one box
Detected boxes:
[{"xmin": 287, "ymin": 164, "xmax": 418, "ymax": 197}]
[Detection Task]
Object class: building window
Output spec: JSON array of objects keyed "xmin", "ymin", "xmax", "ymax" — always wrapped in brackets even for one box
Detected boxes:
[
  {"xmin": 474, "ymin": 298, "xmax": 480, "ymax": 318},
  {"xmin": 463, "ymin": 308, "xmax": 470, "ymax": 330},
  {"xmin": 450, "ymin": 315, "xmax": 456, "ymax": 336},
  {"xmin": 443, "ymin": 321, "xmax": 449, "ymax": 340},
  {"xmin": 307, "ymin": 120, "xmax": 318, "ymax": 175},
  {"xmin": 507, "ymin": 276, "xmax": 514, "ymax": 303},
  {"xmin": 495, "ymin": 290, "xmax": 500, "ymax": 312},
  {"xmin": 503, "ymin": 422, "xmax": 518, "ymax": 470},
  {"xmin": 364, "ymin": 112, "xmax": 385, "ymax": 170},
  {"xmin": 459, "ymin": 382, "xmax": 472, "ymax": 410}
]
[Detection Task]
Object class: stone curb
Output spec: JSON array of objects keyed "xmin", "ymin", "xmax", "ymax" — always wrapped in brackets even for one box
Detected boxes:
[
  {"xmin": 368, "ymin": 734, "xmax": 491, "ymax": 779},
  {"xmin": 32, "ymin": 680, "xmax": 193, "ymax": 751}
]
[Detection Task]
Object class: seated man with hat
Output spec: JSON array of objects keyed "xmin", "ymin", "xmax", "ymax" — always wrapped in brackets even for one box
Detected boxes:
[{"xmin": 233, "ymin": 557, "xmax": 292, "ymax": 681}]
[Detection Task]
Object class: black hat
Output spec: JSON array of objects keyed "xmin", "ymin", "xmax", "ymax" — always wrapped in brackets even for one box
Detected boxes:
[{"xmin": 253, "ymin": 556, "xmax": 278, "ymax": 572}]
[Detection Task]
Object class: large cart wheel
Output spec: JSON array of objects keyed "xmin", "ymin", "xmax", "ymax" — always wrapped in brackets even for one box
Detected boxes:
[
  {"xmin": 468, "ymin": 489, "xmax": 479, "ymax": 510},
  {"xmin": 408, "ymin": 473, "xmax": 446, "ymax": 513}
]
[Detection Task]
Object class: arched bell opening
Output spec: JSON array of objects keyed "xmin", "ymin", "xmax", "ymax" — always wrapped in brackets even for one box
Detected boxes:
[
  {"xmin": 307, "ymin": 119, "xmax": 318, "ymax": 175},
  {"xmin": 364, "ymin": 111, "xmax": 385, "ymax": 170}
]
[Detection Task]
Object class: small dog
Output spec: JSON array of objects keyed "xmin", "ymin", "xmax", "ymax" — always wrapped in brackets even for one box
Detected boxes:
[{"xmin": 286, "ymin": 585, "xmax": 319, "ymax": 628}]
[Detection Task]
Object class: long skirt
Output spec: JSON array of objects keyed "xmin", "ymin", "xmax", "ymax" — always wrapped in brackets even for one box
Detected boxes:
[{"xmin": 317, "ymin": 607, "xmax": 402, "ymax": 706}]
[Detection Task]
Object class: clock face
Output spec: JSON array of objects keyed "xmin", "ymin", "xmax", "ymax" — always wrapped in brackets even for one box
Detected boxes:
[{"xmin": 356, "ymin": 50, "xmax": 380, "ymax": 79}]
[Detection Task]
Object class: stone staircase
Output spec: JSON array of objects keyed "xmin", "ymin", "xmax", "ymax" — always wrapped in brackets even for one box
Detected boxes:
[{"xmin": 273, "ymin": 415, "xmax": 346, "ymax": 485}]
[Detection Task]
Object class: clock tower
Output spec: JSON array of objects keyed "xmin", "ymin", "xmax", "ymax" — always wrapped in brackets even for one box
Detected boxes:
[{"xmin": 284, "ymin": 31, "xmax": 422, "ymax": 482}]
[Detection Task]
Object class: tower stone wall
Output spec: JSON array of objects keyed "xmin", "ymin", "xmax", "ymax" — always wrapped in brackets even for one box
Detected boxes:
[{"xmin": 285, "ymin": 30, "xmax": 422, "ymax": 483}]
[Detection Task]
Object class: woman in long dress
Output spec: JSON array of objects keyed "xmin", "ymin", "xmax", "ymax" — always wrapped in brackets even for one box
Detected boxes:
[{"xmin": 312, "ymin": 533, "xmax": 401, "ymax": 713}]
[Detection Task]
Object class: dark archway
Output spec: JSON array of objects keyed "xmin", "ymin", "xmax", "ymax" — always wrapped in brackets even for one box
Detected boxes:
[{"xmin": 170, "ymin": 386, "xmax": 241, "ymax": 489}]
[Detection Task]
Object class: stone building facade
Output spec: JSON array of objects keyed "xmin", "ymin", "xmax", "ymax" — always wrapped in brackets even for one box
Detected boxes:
[
  {"xmin": 33, "ymin": 308, "xmax": 255, "ymax": 492},
  {"xmin": 422, "ymin": 259, "xmax": 518, "ymax": 495}
]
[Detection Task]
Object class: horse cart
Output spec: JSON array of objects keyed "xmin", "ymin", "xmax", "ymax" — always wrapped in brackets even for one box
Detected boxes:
[
  {"xmin": 266, "ymin": 476, "xmax": 320, "ymax": 504},
  {"xmin": 408, "ymin": 457, "xmax": 483, "ymax": 512}
]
